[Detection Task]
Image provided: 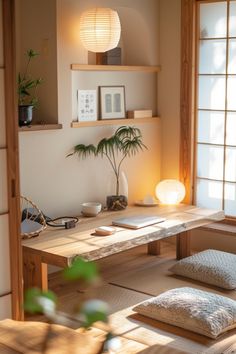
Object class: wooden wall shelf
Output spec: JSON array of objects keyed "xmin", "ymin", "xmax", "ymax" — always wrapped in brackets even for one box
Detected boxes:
[
  {"xmin": 71, "ymin": 64, "xmax": 161, "ymax": 73},
  {"xmin": 19, "ymin": 124, "xmax": 63, "ymax": 132},
  {"xmin": 71, "ymin": 117, "xmax": 160, "ymax": 128}
]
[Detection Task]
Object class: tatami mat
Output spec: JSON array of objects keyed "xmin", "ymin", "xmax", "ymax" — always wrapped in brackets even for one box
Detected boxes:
[
  {"xmin": 88, "ymin": 283, "xmax": 151, "ymax": 313},
  {"xmin": 109, "ymin": 255, "xmax": 236, "ymax": 299},
  {"xmin": 106, "ymin": 255, "xmax": 236, "ymax": 354}
]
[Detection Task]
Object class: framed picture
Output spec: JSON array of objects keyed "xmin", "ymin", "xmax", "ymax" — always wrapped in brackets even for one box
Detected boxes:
[
  {"xmin": 77, "ymin": 90, "xmax": 97, "ymax": 122},
  {"xmin": 99, "ymin": 86, "xmax": 126, "ymax": 120}
]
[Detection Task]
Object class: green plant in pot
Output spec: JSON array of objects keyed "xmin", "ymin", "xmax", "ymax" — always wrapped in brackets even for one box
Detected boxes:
[
  {"xmin": 68, "ymin": 126, "xmax": 147, "ymax": 211},
  {"xmin": 18, "ymin": 49, "xmax": 43, "ymax": 126}
]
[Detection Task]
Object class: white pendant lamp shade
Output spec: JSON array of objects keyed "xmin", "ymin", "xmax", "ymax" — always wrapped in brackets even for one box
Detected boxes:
[
  {"xmin": 155, "ymin": 179, "xmax": 186, "ymax": 205},
  {"xmin": 80, "ymin": 8, "xmax": 121, "ymax": 53}
]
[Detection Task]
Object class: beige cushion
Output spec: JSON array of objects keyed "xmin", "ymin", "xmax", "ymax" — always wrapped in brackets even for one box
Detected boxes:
[
  {"xmin": 133, "ymin": 287, "xmax": 236, "ymax": 338},
  {"xmin": 169, "ymin": 249, "xmax": 236, "ymax": 290}
]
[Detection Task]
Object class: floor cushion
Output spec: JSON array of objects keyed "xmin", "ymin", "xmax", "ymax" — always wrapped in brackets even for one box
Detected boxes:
[
  {"xmin": 169, "ymin": 249, "xmax": 236, "ymax": 289},
  {"xmin": 133, "ymin": 287, "xmax": 236, "ymax": 338}
]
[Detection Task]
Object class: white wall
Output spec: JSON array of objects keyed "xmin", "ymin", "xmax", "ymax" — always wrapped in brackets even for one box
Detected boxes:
[{"xmin": 18, "ymin": 0, "xmax": 161, "ymax": 218}]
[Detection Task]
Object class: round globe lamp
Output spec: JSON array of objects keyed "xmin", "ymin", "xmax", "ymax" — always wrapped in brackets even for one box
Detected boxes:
[
  {"xmin": 155, "ymin": 179, "xmax": 186, "ymax": 205},
  {"xmin": 80, "ymin": 8, "xmax": 121, "ymax": 53}
]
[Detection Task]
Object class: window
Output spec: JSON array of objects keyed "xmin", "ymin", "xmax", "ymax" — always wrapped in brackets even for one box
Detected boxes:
[{"xmin": 195, "ymin": 0, "xmax": 236, "ymax": 217}]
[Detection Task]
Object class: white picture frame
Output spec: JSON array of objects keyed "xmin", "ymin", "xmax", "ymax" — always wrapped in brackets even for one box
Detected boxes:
[
  {"xmin": 99, "ymin": 86, "xmax": 126, "ymax": 120},
  {"xmin": 77, "ymin": 90, "xmax": 97, "ymax": 122}
]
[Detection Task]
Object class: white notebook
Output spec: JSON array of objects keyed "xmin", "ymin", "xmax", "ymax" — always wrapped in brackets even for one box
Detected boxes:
[{"xmin": 112, "ymin": 215, "xmax": 166, "ymax": 229}]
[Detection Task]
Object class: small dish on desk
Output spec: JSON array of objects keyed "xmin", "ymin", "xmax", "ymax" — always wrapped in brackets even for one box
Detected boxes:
[
  {"xmin": 135, "ymin": 195, "xmax": 159, "ymax": 207},
  {"xmin": 135, "ymin": 200, "xmax": 159, "ymax": 207}
]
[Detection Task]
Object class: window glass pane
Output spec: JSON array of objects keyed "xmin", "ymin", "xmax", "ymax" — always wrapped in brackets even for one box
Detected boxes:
[
  {"xmin": 225, "ymin": 147, "xmax": 236, "ymax": 182},
  {"xmin": 229, "ymin": 1, "xmax": 236, "ymax": 37},
  {"xmin": 227, "ymin": 76, "xmax": 236, "ymax": 110},
  {"xmin": 200, "ymin": 2, "xmax": 227, "ymax": 39},
  {"xmin": 198, "ymin": 76, "xmax": 226, "ymax": 110},
  {"xmin": 225, "ymin": 182, "xmax": 236, "ymax": 216},
  {"xmin": 199, "ymin": 40, "xmax": 226, "ymax": 74},
  {"xmin": 196, "ymin": 178, "xmax": 223, "ymax": 210},
  {"xmin": 226, "ymin": 112, "xmax": 236, "ymax": 146},
  {"xmin": 197, "ymin": 144, "xmax": 224, "ymax": 180},
  {"xmin": 228, "ymin": 39, "xmax": 236, "ymax": 74},
  {"xmin": 198, "ymin": 110, "xmax": 225, "ymax": 144}
]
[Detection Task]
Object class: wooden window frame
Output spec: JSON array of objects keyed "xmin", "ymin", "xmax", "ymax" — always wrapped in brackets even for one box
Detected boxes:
[{"xmin": 180, "ymin": 0, "xmax": 236, "ymax": 224}]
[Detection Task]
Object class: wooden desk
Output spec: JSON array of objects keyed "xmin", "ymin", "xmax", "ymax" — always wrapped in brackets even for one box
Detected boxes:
[{"xmin": 22, "ymin": 204, "xmax": 224, "ymax": 291}]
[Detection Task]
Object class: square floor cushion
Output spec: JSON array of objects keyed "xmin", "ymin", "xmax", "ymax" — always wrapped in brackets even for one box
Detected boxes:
[
  {"xmin": 133, "ymin": 287, "xmax": 236, "ymax": 338},
  {"xmin": 169, "ymin": 249, "xmax": 236, "ymax": 290}
]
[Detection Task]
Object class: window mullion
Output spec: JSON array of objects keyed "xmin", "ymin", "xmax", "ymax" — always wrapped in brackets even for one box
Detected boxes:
[{"xmin": 222, "ymin": 0, "xmax": 230, "ymax": 211}]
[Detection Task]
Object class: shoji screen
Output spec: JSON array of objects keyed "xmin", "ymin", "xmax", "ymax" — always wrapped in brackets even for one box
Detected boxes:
[{"xmin": 0, "ymin": 0, "xmax": 12, "ymax": 319}]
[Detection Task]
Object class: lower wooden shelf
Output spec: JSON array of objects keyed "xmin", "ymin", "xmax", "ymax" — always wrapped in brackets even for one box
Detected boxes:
[
  {"xmin": 71, "ymin": 117, "xmax": 160, "ymax": 128},
  {"xmin": 19, "ymin": 124, "xmax": 63, "ymax": 132}
]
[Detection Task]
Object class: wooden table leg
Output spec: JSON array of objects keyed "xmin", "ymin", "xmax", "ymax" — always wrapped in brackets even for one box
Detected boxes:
[
  {"xmin": 23, "ymin": 247, "xmax": 48, "ymax": 292},
  {"xmin": 147, "ymin": 240, "xmax": 161, "ymax": 255},
  {"xmin": 176, "ymin": 231, "xmax": 191, "ymax": 260}
]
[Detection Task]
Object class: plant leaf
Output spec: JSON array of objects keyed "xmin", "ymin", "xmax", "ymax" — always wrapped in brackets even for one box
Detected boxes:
[
  {"xmin": 27, "ymin": 49, "xmax": 39, "ymax": 58},
  {"xmin": 67, "ymin": 144, "xmax": 96, "ymax": 159},
  {"xmin": 24, "ymin": 288, "xmax": 57, "ymax": 314},
  {"xmin": 80, "ymin": 300, "xmax": 109, "ymax": 328},
  {"xmin": 63, "ymin": 257, "xmax": 98, "ymax": 282}
]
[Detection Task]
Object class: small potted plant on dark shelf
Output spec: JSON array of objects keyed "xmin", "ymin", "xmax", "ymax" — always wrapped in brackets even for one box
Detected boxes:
[
  {"xmin": 68, "ymin": 126, "xmax": 147, "ymax": 211},
  {"xmin": 18, "ymin": 49, "xmax": 43, "ymax": 126}
]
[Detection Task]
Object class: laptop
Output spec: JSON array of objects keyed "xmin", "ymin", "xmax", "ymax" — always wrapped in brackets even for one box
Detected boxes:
[{"xmin": 112, "ymin": 215, "xmax": 166, "ymax": 229}]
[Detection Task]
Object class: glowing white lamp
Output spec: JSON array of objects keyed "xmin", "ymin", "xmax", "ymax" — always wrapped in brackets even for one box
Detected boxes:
[
  {"xmin": 155, "ymin": 179, "xmax": 186, "ymax": 205},
  {"xmin": 80, "ymin": 8, "xmax": 121, "ymax": 53}
]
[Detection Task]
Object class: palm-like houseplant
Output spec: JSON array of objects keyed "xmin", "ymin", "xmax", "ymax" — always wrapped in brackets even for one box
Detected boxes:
[
  {"xmin": 18, "ymin": 49, "xmax": 43, "ymax": 126},
  {"xmin": 68, "ymin": 126, "xmax": 147, "ymax": 210}
]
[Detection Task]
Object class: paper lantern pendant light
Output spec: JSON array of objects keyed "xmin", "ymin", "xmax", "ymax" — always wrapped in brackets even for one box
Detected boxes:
[{"xmin": 80, "ymin": 8, "xmax": 121, "ymax": 53}]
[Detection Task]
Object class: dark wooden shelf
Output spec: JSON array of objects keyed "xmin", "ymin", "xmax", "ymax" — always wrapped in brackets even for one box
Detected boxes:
[{"xmin": 18, "ymin": 124, "xmax": 63, "ymax": 132}]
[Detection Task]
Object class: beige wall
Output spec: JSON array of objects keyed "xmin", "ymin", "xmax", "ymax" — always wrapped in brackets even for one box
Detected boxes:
[
  {"xmin": 158, "ymin": 0, "xmax": 181, "ymax": 180},
  {"xmin": 16, "ymin": 0, "xmax": 58, "ymax": 124},
  {"xmin": 18, "ymin": 0, "xmax": 161, "ymax": 218}
]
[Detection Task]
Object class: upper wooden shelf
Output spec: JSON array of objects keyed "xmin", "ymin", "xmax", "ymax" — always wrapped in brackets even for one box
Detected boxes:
[
  {"xmin": 71, "ymin": 64, "xmax": 161, "ymax": 73},
  {"xmin": 71, "ymin": 117, "xmax": 160, "ymax": 128},
  {"xmin": 19, "ymin": 124, "xmax": 63, "ymax": 132}
]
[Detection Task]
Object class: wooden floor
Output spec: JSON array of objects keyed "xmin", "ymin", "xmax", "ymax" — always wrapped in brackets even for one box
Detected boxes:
[
  {"xmin": 28, "ymin": 241, "xmax": 173, "ymax": 320},
  {"xmin": 26, "ymin": 242, "xmax": 236, "ymax": 353}
]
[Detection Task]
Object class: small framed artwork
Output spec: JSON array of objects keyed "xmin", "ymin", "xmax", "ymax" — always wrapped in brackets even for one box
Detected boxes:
[
  {"xmin": 99, "ymin": 86, "xmax": 126, "ymax": 120},
  {"xmin": 77, "ymin": 90, "xmax": 97, "ymax": 122}
]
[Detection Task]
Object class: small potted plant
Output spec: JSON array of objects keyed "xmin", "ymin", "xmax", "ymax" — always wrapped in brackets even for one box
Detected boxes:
[
  {"xmin": 18, "ymin": 49, "xmax": 43, "ymax": 126},
  {"xmin": 68, "ymin": 126, "xmax": 147, "ymax": 210}
]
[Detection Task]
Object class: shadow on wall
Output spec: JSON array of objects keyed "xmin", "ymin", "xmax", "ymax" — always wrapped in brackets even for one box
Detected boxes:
[{"xmin": 117, "ymin": 7, "xmax": 153, "ymax": 65}]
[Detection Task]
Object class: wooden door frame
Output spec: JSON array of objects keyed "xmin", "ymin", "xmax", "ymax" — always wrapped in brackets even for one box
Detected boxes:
[
  {"xmin": 179, "ymin": 0, "xmax": 196, "ymax": 204},
  {"xmin": 2, "ymin": 0, "xmax": 23, "ymax": 320}
]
